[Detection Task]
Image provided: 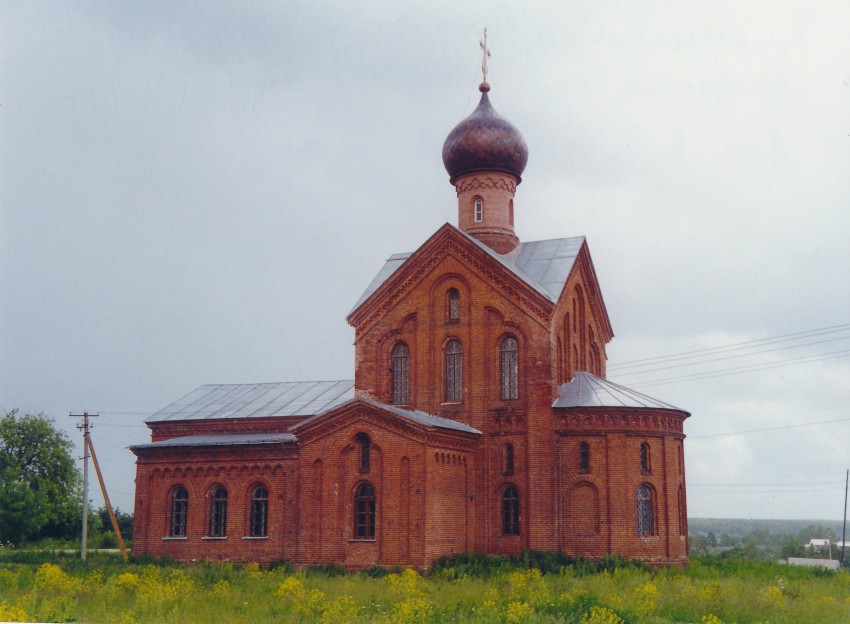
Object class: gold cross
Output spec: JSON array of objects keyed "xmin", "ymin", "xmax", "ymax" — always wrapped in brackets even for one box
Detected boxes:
[{"xmin": 480, "ymin": 28, "xmax": 491, "ymax": 83}]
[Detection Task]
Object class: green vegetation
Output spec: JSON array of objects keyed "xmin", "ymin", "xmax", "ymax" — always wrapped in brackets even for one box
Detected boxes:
[
  {"xmin": 0, "ymin": 410, "xmax": 82, "ymax": 546},
  {"xmin": 0, "ymin": 551, "xmax": 848, "ymax": 623}
]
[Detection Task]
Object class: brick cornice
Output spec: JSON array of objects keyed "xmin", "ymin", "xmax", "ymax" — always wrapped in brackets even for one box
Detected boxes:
[{"xmin": 554, "ymin": 407, "xmax": 688, "ymax": 439}]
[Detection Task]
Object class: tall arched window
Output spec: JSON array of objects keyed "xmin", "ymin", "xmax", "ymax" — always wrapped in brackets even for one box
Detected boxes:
[
  {"xmin": 473, "ymin": 197, "xmax": 483, "ymax": 222},
  {"xmin": 500, "ymin": 335, "xmax": 519, "ymax": 400},
  {"xmin": 249, "ymin": 485, "xmax": 268, "ymax": 537},
  {"xmin": 356, "ymin": 433, "xmax": 371, "ymax": 473},
  {"xmin": 354, "ymin": 482, "xmax": 376, "ymax": 539},
  {"xmin": 445, "ymin": 339, "xmax": 463, "ymax": 402},
  {"xmin": 502, "ymin": 485, "xmax": 520, "ymax": 535},
  {"xmin": 640, "ymin": 442, "xmax": 651, "ymax": 474},
  {"xmin": 504, "ymin": 443, "xmax": 515, "ymax": 475},
  {"xmin": 169, "ymin": 486, "xmax": 188, "ymax": 537},
  {"xmin": 209, "ymin": 485, "xmax": 228, "ymax": 537},
  {"xmin": 447, "ymin": 288, "xmax": 460, "ymax": 323},
  {"xmin": 579, "ymin": 441, "xmax": 590, "ymax": 473},
  {"xmin": 391, "ymin": 343, "xmax": 409, "ymax": 404},
  {"xmin": 637, "ymin": 484, "xmax": 655, "ymax": 536}
]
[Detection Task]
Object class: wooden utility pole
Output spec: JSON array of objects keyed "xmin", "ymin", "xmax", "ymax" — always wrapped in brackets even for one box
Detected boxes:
[
  {"xmin": 842, "ymin": 469, "xmax": 848, "ymax": 567},
  {"xmin": 86, "ymin": 435, "xmax": 129, "ymax": 561},
  {"xmin": 70, "ymin": 412, "xmax": 97, "ymax": 561}
]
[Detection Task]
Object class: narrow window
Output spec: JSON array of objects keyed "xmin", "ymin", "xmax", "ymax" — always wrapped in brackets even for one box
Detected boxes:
[
  {"xmin": 509, "ymin": 199, "xmax": 514, "ymax": 225},
  {"xmin": 169, "ymin": 486, "xmax": 188, "ymax": 537},
  {"xmin": 473, "ymin": 197, "xmax": 483, "ymax": 222},
  {"xmin": 356, "ymin": 433, "xmax": 371, "ymax": 473},
  {"xmin": 677, "ymin": 485, "xmax": 686, "ymax": 536},
  {"xmin": 502, "ymin": 485, "xmax": 520, "ymax": 535},
  {"xmin": 640, "ymin": 442, "xmax": 651, "ymax": 474},
  {"xmin": 637, "ymin": 484, "xmax": 655, "ymax": 536},
  {"xmin": 579, "ymin": 442, "xmax": 590, "ymax": 473},
  {"xmin": 354, "ymin": 482, "xmax": 376, "ymax": 539},
  {"xmin": 447, "ymin": 288, "xmax": 460, "ymax": 323},
  {"xmin": 504, "ymin": 443, "xmax": 515, "ymax": 475},
  {"xmin": 209, "ymin": 485, "xmax": 228, "ymax": 537},
  {"xmin": 500, "ymin": 335, "xmax": 518, "ymax": 400},
  {"xmin": 391, "ymin": 343, "xmax": 409, "ymax": 404},
  {"xmin": 445, "ymin": 339, "xmax": 463, "ymax": 402},
  {"xmin": 250, "ymin": 485, "xmax": 268, "ymax": 537}
]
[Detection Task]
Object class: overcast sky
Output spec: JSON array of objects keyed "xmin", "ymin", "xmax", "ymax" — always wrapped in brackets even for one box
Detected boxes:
[{"xmin": 2, "ymin": 1, "xmax": 849, "ymax": 521}]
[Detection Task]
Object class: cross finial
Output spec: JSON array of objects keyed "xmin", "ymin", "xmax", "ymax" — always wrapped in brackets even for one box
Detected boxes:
[{"xmin": 479, "ymin": 28, "xmax": 491, "ymax": 83}]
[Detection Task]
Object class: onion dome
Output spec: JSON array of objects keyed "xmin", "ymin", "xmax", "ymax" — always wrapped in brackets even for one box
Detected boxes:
[{"xmin": 442, "ymin": 82, "xmax": 529, "ymax": 184}]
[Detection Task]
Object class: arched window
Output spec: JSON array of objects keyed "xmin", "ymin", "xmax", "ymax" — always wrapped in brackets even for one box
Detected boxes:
[
  {"xmin": 356, "ymin": 433, "xmax": 371, "ymax": 473},
  {"xmin": 445, "ymin": 339, "xmax": 463, "ymax": 402},
  {"xmin": 209, "ymin": 485, "xmax": 228, "ymax": 537},
  {"xmin": 249, "ymin": 485, "xmax": 268, "ymax": 537},
  {"xmin": 509, "ymin": 199, "xmax": 514, "ymax": 225},
  {"xmin": 391, "ymin": 343, "xmax": 409, "ymax": 404},
  {"xmin": 473, "ymin": 197, "xmax": 483, "ymax": 222},
  {"xmin": 502, "ymin": 485, "xmax": 520, "ymax": 535},
  {"xmin": 500, "ymin": 335, "xmax": 518, "ymax": 400},
  {"xmin": 504, "ymin": 443, "xmax": 515, "ymax": 475},
  {"xmin": 579, "ymin": 442, "xmax": 590, "ymax": 473},
  {"xmin": 354, "ymin": 482, "xmax": 376, "ymax": 539},
  {"xmin": 640, "ymin": 442, "xmax": 651, "ymax": 474},
  {"xmin": 169, "ymin": 486, "xmax": 188, "ymax": 537},
  {"xmin": 637, "ymin": 484, "xmax": 655, "ymax": 536},
  {"xmin": 447, "ymin": 288, "xmax": 460, "ymax": 323}
]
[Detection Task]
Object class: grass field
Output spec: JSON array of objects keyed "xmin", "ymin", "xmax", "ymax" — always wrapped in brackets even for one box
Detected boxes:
[{"xmin": 0, "ymin": 551, "xmax": 847, "ymax": 623}]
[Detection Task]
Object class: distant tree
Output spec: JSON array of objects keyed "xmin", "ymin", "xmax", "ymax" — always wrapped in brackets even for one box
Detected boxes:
[
  {"xmin": 780, "ymin": 539, "xmax": 806, "ymax": 559},
  {"xmin": 96, "ymin": 506, "xmax": 133, "ymax": 540},
  {"xmin": 707, "ymin": 531, "xmax": 717, "ymax": 547},
  {"xmin": 0, "ymin": 410, "xmax": 82, "ymax": 545}
]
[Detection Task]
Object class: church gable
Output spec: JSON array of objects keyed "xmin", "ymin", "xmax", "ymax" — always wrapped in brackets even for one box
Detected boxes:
[{"xmin": 348, "ymin": 223, "xmax": 574, "ymax": 337}]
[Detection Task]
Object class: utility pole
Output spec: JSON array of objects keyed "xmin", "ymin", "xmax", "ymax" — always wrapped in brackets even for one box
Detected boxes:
[
  {"xmin": 842, "ymin": 469, "xmax": 848, "ymax": 567},
  {"xmin": 70, "ymin": 412, "xmax": 98, "ymax": 561}
]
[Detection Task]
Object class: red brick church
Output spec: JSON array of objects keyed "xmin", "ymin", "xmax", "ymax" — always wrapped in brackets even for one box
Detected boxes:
[{"xmin": 131, "ymin": 73, "xmax": 690, "ymax": 567}]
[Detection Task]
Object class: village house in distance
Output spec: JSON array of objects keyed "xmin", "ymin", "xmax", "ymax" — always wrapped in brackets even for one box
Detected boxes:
[{"xmin": 131, "ymin": 53, "xmax": 691, "ymax": 567}]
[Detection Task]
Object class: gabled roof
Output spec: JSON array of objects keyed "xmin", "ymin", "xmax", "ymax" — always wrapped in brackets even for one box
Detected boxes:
[
  {"xmin": 146, "ymin": 380, "xmax": 355, "ymax": 423},
  {"xmin": 553, "ymin": 371, "xmax": 688, "ymax": 413},
  {"xmin": 130, "ymin": 432, "xmax": 296, "ymax": 451},
  {"xmin": 350, "ymin": 223, "xmax": 584, "ymax": 314},
  {"xmin": 291, "ymin": 396, "xmax": 481, "ymax": 435}
]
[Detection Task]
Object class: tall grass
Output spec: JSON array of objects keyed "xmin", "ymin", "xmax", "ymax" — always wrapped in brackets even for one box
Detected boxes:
[{"xmin": 0, "ymin": 551, "xmax": 847, "ymax": 622}]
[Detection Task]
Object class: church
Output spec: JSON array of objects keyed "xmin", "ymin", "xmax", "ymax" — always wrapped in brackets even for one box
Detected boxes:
[{"xmin": 131, "ymin": 64, "xmax": 691, "ymax": 567}]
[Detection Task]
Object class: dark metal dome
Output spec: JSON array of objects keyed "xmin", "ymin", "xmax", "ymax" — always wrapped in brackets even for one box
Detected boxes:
[{"xmin": 442, "ymin": 83, "xmax": 528, "ymax": 184}]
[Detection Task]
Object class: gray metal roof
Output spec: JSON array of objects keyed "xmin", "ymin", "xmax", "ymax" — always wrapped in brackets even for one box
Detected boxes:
[
  {"xmin": 350, "ymin": 225, "xmax": 584, "ymax": 314},
  {"xmin": 146, "ymin": 380, "xmax": 355, "ymax": 423},
  {"xmin": 552, "ymin": 372, "xmax": 687, "ymax": 412},
  {"xmin": 131, "ymin": 432, "xmax": 297, "ymax": 450},
  {"xmin": 293, "ymin": 396, "xmax": 481, "ymax": 435}
]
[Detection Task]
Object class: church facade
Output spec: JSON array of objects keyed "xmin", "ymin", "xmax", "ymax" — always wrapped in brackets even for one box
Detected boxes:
[{"xmin": 131, "ymin": 78, "xmax": 690, "ymax": 568}]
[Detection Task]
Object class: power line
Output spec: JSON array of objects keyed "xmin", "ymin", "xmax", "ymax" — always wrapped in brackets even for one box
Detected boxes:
[
  {"xmin": 689, "ymin": 416, "xmax": 850, "ymax": 440},
  {"xmin": 620, "ymin": 348, "xmax": 850, "ymax": 389},
  {"xmin": 612, "ymin": 335, "xmax": 850, "ymax": 379},
  {"xmin": 608, "ymin": 323, "xmax": 850, "ymax": 370}
]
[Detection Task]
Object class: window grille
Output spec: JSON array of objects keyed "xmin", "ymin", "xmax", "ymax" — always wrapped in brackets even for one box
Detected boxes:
[
  {"xmin": 640, "ymin": 442, "xmax": 651, "ymax": 474},
  {"xmin": 250, "ymin": 485, "xmax": 268, "ymax": 537},
  {"xmin": 445, "ymin": 340, "xmax": 463, "ymax": 402},
  {"xmin": 391, "ymin": 343, "xmax": 409, "ymax": 404},
  {"xmin": 502, "ymin": 485, "xmax": 520, "ymax": 535},
  {"xmin": 447, "ymin": 288, "xmax": 460, "ymax": 322},
  {"xmin": 354, "ymin": 482, "xmax": 376, "ymax": 539},
  {"xmin": 500, "ymin": 336, "xmax": 518, "ymax": 399},
  {"xmin": 169, "ymin": 486, "xmax": 188, "ymax": 537},
  {"xmin": 356, "ymin": 433, "xmax": 371, "ymax": 473},
  {"xmin": 209, "ymin": 486, "xmax": 227, "ymax": 537},
  {"xmin": 637, "ymin": 484, "xmax": 654, "ymax": 536},
  {"xmin": 474, "ymin": 197, "xmax": 483, "ymax": 222}
]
